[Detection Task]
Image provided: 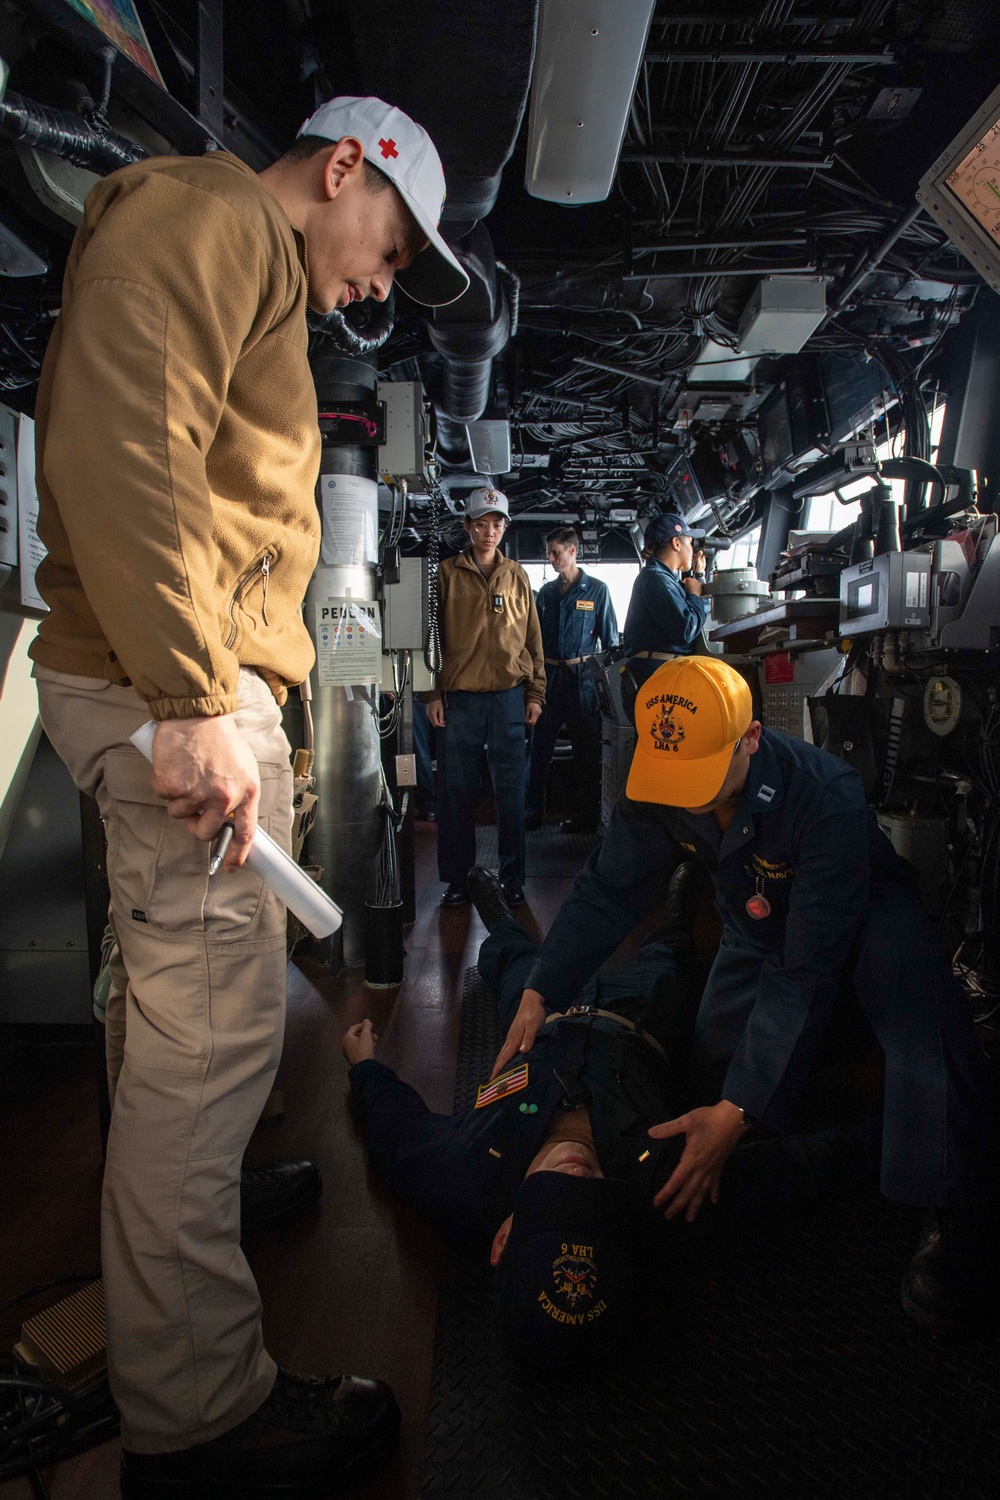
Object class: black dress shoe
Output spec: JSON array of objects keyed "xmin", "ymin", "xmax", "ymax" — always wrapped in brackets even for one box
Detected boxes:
[
  {"xmin": 468, "ymin": 867, "xmax": 515, "ymax": 931},
  {"xmin": 559, "ymin": 817, "xmax": 598, "ymax": 834},
  {"xmin": 441, "ymin": 881, "xmax": 470, "ymax": 908},
  {"xmin": 641, "ymin": 861, "xmax": 704, "ymax": 950},
  {"xmin": 524, "ymin": 811, "xmax": 544, "ymax": 831},
  {"xmin": 241, "ymin": 1159, "xmax": 322, "ymax": 1234},
  {"xmin": 500, "ymin": 879, "xmax": 527, "ymax": 908},
  {"xmin": 900, "ymin": 1205, "xmax": 989, "ymax": 1332},
  {"xmin": 120, "ymin": 1367, "xmax": 400, "ymax": 1499}
]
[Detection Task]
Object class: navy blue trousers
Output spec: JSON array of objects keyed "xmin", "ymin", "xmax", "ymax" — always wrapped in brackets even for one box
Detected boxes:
[
  {"xmin": 694, "ymin": 882, "xmax": 994, "ymax": 1208},
  {"xmin": 436, "ymin": 687, "xmax": 527, "ymax": 886},
  {"xmin": 526, "ymin": 669, "xmax": 602, "ymax": 825},
  {"xmin": 480, "ymin": 916, "xmax": 689, "ymax": 1039},
  {"xmin": 478, "ymin": 920, "xmax": 883, "ymax": 1230}
]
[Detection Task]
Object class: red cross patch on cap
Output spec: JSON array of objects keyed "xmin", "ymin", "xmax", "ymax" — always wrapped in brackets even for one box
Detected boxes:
[{"xmin": 297, "ymin": 96, "xmax": 470, "ymax": 307}]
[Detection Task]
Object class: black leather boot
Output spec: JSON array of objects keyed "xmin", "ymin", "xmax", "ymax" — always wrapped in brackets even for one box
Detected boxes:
[
  {"xmin": 241, "ymin": 1160, "xmax": 322, "ymax": 1233},
  {"xmin": 468, "ymin": 866, "xmax": 514, "ymax": 930},
  {"xmin": 641, "ymin": 862, "xmax": 704, "ymax": 950},
  {"xmin": 120, "ymin": 1368, "xmax": 400, "ymax": 1498},
  {"xmin": 900, "ymin": 1204, "xmax": 989, "ymax": 1332}
]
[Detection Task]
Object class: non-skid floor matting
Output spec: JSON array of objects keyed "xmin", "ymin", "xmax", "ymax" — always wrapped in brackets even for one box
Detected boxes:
[
  {"xmin": 475, "ymin": 823, "xmax": 600, "ymax": 879},
  {"xmin": 420, "ymin": 967, "xmax": 1000, "ymax": 1499}
]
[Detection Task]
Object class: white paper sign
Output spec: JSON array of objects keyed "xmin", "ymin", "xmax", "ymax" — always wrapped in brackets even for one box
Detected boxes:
[
  {"xmin": 319, "ymin": 473, "xmax": 379, "ymax": 567},
  {"xmin": 16, "ymin": 413, "xmax": 47, "ymax": 612},
  {"xmin": 313, "ymin": 598, "xmax": 382, "ymax": 686},
  {"xmin": 0, "ymin": 403, "xmax": 18, "ymax": 567}
]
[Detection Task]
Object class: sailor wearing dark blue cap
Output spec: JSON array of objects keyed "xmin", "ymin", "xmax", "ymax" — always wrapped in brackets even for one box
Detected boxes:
[
  {"xmin": 623, "ymin": 512, "xmax": 711, "ymax": 699},
  {"xmin": 343, "ymin": 868, "xmax": 881, "ymax": 1370}
]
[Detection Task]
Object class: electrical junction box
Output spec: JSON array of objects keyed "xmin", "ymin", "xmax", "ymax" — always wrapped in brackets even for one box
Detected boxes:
[
  {"xmin": 839, "ymin": 552, "xmax": 932, "ymax": 635},
  {"xmin": 761, "ymin": 647, "xmax": 840, "ymax": 740},
  {"xmin": 737, "ymin": 276, "xmax": 827, "ymax": 355},
  {"xmin": 376, "ymin": 381, "xmax": 428, "ymax": 487},
  {"xmin": 395, "ymin": 753, "xmax": 417, "ymax": 787},
  {"xmin": 379, "ymin": 651, "xmax": 436, "ymax": 693},
  {"xmin": 382, "ymin": 556, "xmax": 428, "ymax": 650}
]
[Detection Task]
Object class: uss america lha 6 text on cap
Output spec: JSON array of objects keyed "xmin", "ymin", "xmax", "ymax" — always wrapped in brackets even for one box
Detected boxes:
[{"xmin": 627, "ymin": 657, "xmax": 753, "ymax": 809}]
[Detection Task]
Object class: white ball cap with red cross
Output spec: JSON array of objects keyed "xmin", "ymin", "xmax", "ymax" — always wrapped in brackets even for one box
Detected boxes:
[{"xmin": 298, "ymin": 96, "xmax": 470, "ymax": 307}]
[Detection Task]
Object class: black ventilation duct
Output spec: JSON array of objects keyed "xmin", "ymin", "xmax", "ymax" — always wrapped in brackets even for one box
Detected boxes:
[
  {"xmin": 426, "ymin": 221, "xmax": 509, "ymax": 422},
  {"xmin": 335, "ymin": 0, "xmax": 537, "ymax": 222},
  {"xmin": 0, "ymin": 91, "xmax": 147, "ymax": 173}
]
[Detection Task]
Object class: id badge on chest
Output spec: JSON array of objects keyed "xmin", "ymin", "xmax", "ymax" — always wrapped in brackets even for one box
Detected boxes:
[{"xmin": 492, "ymin": 592, "xmax": 504, "ymax": 614}]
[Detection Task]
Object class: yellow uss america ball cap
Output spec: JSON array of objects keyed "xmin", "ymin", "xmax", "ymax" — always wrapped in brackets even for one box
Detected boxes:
[{"xmin": 627, "ymin": 657, "xmax": 753, "ymax": 809}]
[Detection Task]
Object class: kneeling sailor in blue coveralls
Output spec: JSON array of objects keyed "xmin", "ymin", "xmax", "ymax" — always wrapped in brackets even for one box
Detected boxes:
[
  {"xmin": 342, "ymin": 866, "xmax": 881, "ymax": 1368},
  {"xmin": 494, "ymin": 655, "xmax": 994, "ymax": 1331}
]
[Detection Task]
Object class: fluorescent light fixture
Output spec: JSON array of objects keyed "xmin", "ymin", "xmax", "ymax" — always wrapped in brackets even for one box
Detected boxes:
[
  {"xmin": 465, "ymin": 419, "xmax": 512, "ymax": 475},
  {"xmin": 525, "ymin": 0, "xmax": 656, "ymax": 205},
  {"xmin": 688, "ymin": 337, "xmax": 759, "ymax": 384}
]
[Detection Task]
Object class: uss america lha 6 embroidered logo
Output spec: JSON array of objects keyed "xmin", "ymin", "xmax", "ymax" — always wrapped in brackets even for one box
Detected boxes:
[{"xmin": 650, "ymin": 705, "xmax": 686, "ymax": 753}]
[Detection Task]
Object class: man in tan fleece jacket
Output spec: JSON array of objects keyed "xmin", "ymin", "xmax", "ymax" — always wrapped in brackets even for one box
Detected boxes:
[
  {"xmin": 29, "ymin": 97, "xmax": 467, "ymax": 1498},
  {"xmin": 426, "ymin": 486, "xmax": 545, "ymax": 910}
]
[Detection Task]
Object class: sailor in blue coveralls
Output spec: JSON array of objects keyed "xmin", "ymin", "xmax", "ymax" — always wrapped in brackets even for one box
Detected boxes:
[
  {"xmin": 622, "ymin": 512, "xmax": 711, "ymax": 707},
  {"xmin": 526, "ymin": 527, "xmax": 619, "ymax": 834},
  {"xmin": 342, "ymin": 865, "xmax": 880, "ymax": 1367},
  {"xmin": 495, "ymin": 655, "xmax": 994, "ymax": 1331}
]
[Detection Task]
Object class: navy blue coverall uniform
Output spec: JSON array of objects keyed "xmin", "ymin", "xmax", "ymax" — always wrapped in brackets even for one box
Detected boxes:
[
  {"xmin": 527, "ymin": 572, "xmax": 618, "ymax": 827},
  {"xmin": 347, "ymin": 920, "xmax": 879, "ymax": 1244},
  {"xmin": 623, "ymin": 558, "xmax": 711, "ymax": 692},
  {"xmin": 525, "ymin": 729, "xmax": 993, "ymax": 1209}
]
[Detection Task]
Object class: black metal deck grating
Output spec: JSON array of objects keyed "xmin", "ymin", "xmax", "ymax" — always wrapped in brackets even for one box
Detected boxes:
[
  {"xmin": 474, "ymin": 823, "xmax": 601, "ymax": 879},
  {"xmin": 421, "ymin": 967, "xmax": 1000, "ymax": 1500}
]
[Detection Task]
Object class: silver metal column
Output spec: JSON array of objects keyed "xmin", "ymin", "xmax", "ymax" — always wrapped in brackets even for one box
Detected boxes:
[{"xmin": 304, "ymin": 353, "xmax": 381, "ymax": 969}]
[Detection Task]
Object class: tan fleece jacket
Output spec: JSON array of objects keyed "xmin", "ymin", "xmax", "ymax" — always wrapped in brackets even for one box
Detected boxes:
[
  {"xmin": 429, "ymin": 550, "xmax": 546, "ymax": 703},
  {"xmin": 29, "ymin": 151, "xmax": 321, "ymax": 719}
]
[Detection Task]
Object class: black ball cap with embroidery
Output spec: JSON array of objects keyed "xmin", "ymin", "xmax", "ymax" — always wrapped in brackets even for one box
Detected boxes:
[
  {"xmin": 494, "ymin": 1174, "xmax": 640, "ymax": 1371},
  {"xmin": 645, "ymin": 512, "xmax": 705, "ymax": 549}
]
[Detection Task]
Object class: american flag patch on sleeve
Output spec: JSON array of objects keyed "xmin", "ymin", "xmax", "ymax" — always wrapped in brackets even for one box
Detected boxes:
[{"xmin": 475, "ymin": 1063, "xmax": 530, "ymax": 1109}]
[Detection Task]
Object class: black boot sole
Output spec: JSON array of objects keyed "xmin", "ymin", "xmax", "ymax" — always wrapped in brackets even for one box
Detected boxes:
[{"xmin": 120, "ymin": 1408, "xmax": 401, "ymax": 1499}]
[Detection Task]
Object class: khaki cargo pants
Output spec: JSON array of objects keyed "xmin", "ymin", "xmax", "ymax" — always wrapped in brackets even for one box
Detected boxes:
[{"xmin": 34, "ymin": 665, "xmax": 292, "ymax": 1453}]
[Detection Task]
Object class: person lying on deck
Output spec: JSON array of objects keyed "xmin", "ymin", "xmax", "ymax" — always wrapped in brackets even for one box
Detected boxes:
[{"xmin": 342, "ymin": 866, "xmax": 880, "ymax": 1369}]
